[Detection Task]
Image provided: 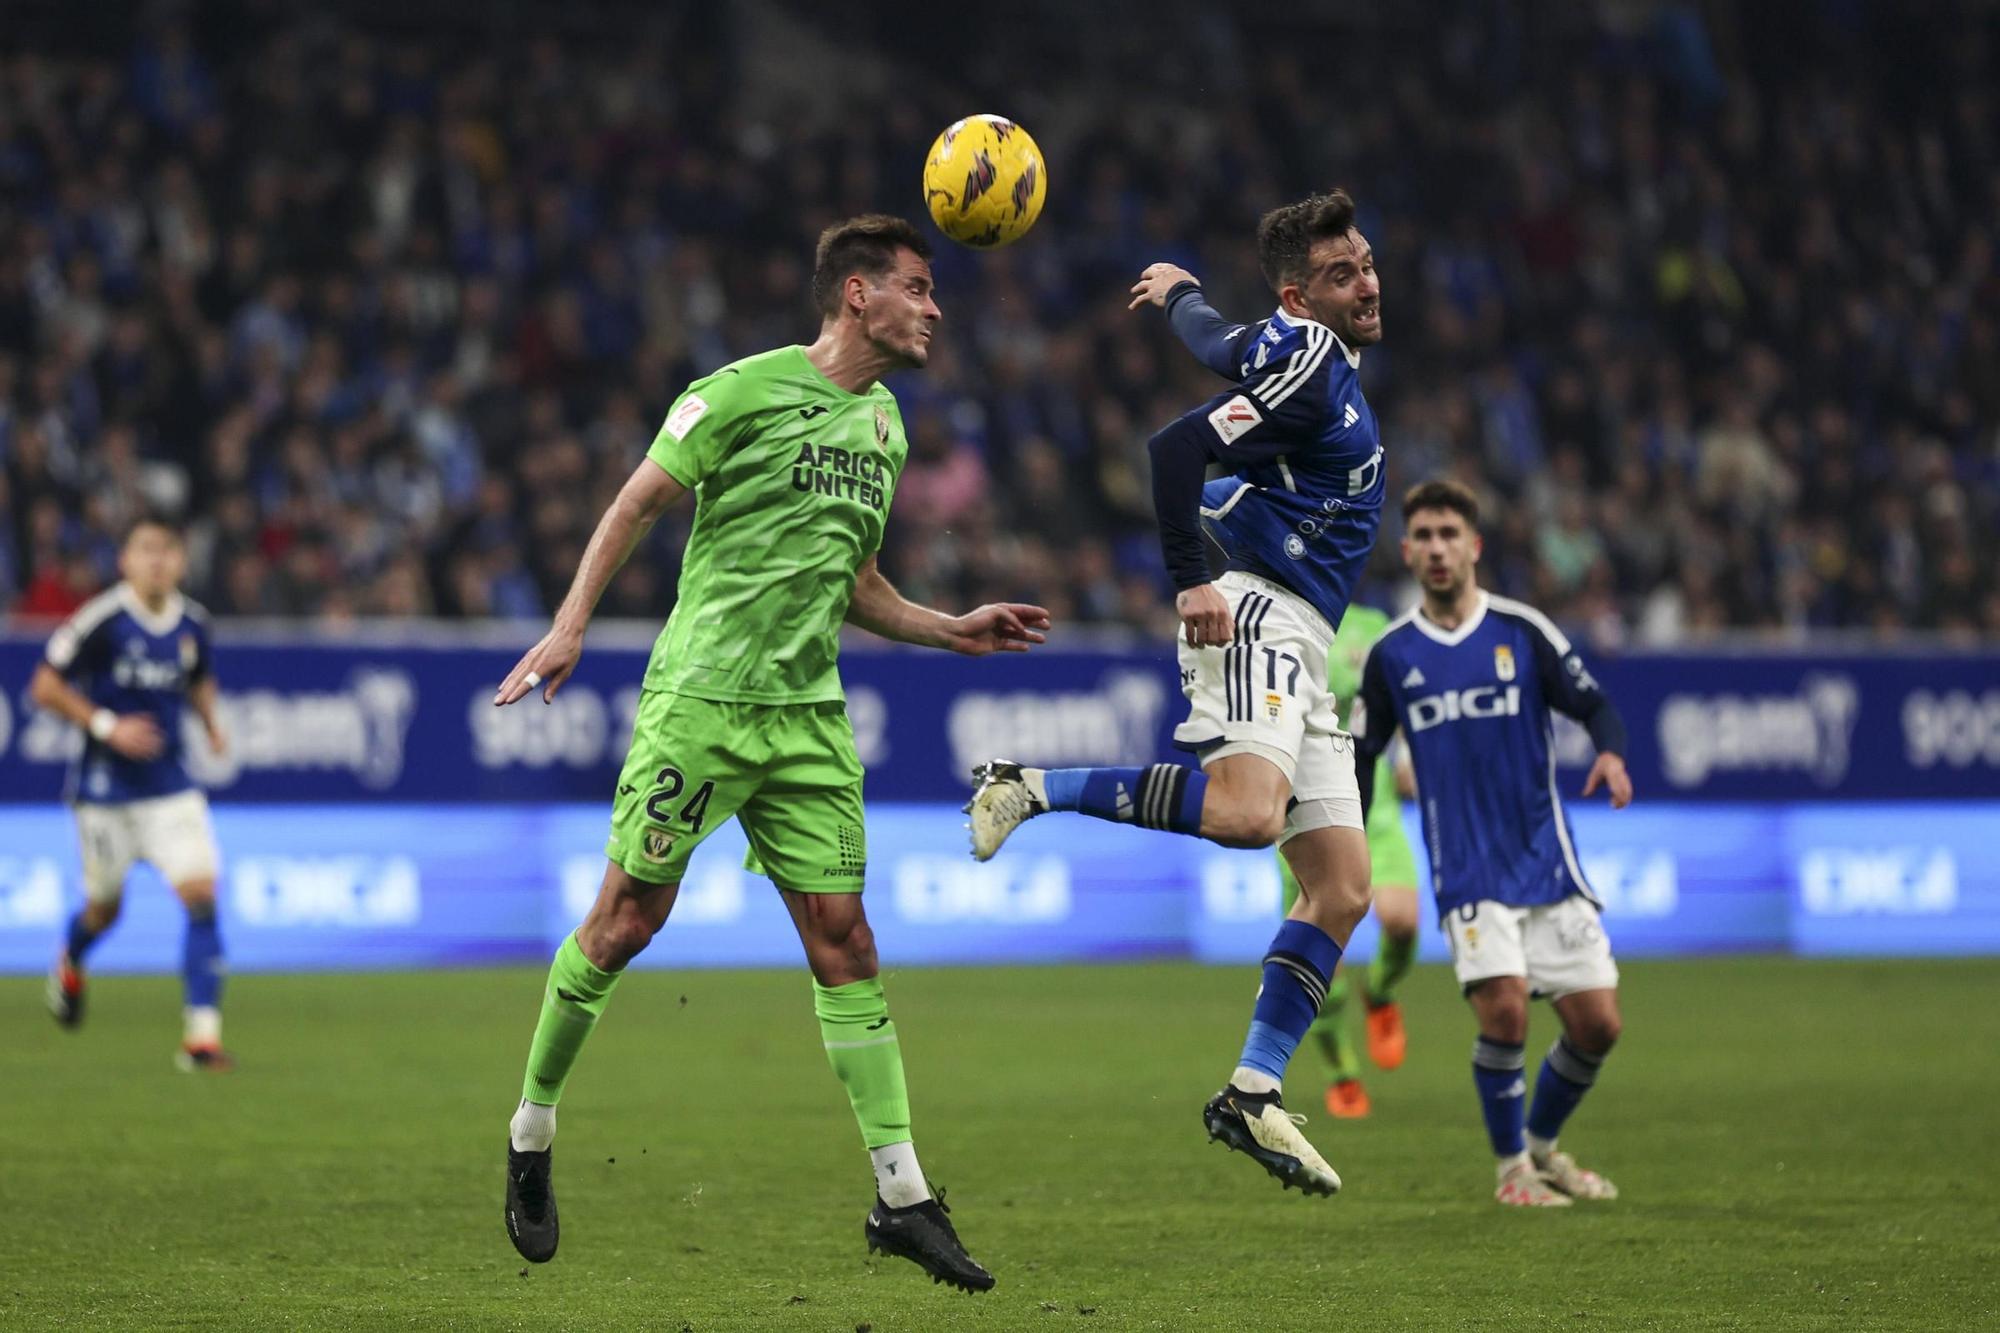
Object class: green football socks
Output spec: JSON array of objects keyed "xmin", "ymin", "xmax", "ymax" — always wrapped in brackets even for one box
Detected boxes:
[
  {"xmin": 520, "ymin": 933, "xmax": 624, "ymax": 1106},
  {"xmin": 1311, "ymin": 971, "xmax": 1363, "ymax": 1081},
  {"xmin": 1367, "ymin": 929, "xmax": 1417, "ymax": 1005},
  {"xmin": 814, "ymin": 976, "xmax": 912, "ymax": 1150}
]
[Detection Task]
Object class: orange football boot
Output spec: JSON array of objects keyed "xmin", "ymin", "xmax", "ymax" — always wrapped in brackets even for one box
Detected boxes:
[
  {"xmin": 1365, "ymin": 1000, "xmax": 1407, "ymax": 1070},
  {"xmin": 1325, "ymin": 1078, "xmax": 1371, "ymax": 1118}
]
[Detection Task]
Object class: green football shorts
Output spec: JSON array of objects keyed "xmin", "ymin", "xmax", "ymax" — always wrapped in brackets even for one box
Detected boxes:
[
  {"xmin": 1280, "ymin": 757, "xmax": 1418, "ymax": 910},
  {"xmin": 1363, "ymin": 758, "xmax": 1419, "ymax": 888},
  {"xmin": 605, "ymin": 690, "xmax": 868, "ymax": 892}
]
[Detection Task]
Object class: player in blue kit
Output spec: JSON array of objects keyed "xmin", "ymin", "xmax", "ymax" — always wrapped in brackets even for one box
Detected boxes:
[
  {"xmin": 968, "ymin": 191, "xmax": 1386, "ymax": 1196},
  {"xmin": 30, "ymin": 517, "xmax": 233, "ymax": 1071},
  {"xmin": 1352, "ymin": 480, "xmax": 1632, "ymax": 1206}
]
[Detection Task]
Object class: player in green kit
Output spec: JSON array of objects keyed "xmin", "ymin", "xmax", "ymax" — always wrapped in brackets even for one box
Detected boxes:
[
  {"xmin": 491, "ymin": 215, "xmax": 1049, "ymax": 1292},
  {"xmin": 1278, "ymin": 601, "xmax": 1421, "ymax": 1118}
]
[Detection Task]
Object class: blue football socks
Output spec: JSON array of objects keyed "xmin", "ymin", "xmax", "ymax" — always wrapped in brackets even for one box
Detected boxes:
[
  {"xmin": 65, "ymin": 910, "xmax": 105, "ymax": 964},
  {"xmin": 183, "ymin": 907, "xmax": 225, "ymax": 1009},
  {"xmin": 1039, "ymin": 764, "xmax": 1205, "ymax": 835},
  {"xmin": 1235, "ymin": 919, "xmax": 1344, "ymax": 1085},
  {"xmin": 1527, "ymin": 1037, "xmax": 1606, "ymax": 1145},
  {"xmin": 1472, "ymin": 1036, "xmax": 1529, "ymax": 1157}
]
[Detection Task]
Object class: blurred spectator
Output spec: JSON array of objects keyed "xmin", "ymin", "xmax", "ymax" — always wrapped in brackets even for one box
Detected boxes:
[{"xmin": 1, "ymin": 0, "xmax": 1994, "ymax": 651}]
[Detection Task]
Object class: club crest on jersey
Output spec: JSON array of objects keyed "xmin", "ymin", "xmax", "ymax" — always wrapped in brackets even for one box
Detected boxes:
[
  {"xmin": 1494, "ymin": 645, "xmax": 1516, "ymax": 681},
  {"xmin": 1206, "ymin": 394, "xmax": 1263, "ymax": 445},
  {"xmin": 179, "ymin": 632, "xmax": 199, "ymax": 670},
  {"xmin": 640, "ymin": 827, "xmax": 675, "ymax": 863},
  {"xmin": 874, "ymin": 405, "xmax": 890, "ymax": 445},
  {"xmin": 1266, "ymin": 692, "xmax": 1284, "ymax": 721}
]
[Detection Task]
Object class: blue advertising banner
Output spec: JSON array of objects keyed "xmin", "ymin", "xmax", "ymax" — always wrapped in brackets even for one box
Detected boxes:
[
  {"xmin": 2, "ymin": 631, "xmax": 1997, "ymax": 805},
  {"xmin": 2, "ymin": 800, "xmax": 1995, "ymax": 973}
]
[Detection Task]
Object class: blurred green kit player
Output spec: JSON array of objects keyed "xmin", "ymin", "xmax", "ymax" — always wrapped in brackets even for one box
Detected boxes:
[
  {"xmin": 490, "ymin": 215, "xmax": 1049, "ymax": 1292},
  {"xmin": 1279, "ymin": 601, "xmax": 1419, "ymax": 1119}
]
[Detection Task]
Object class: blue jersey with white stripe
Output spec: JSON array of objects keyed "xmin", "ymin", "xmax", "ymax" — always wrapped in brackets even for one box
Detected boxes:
[
  {"xmin": 43, "ymin": 585, "xmax": 213, "ymax": 804},
  {"xmin": 1354, "ymin": 594, "xmax": 1607, "ymax": 912},
  {"xmin": 1168, "ymin": 302, "xmax": 1384, "ymax": 633}
]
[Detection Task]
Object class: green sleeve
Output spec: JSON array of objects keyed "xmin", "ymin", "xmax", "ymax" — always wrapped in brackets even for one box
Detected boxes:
[
  {"xmin": 646, "ymin": 369, "xmax": 752, "ymax": 488},
  {"xmin": 1326, "ymin": 604, "xmax": 1391, "ymax": 701}
]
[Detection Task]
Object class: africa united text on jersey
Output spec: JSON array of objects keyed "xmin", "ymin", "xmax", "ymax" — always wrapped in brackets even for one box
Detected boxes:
[
  {"xmin": 1350, "ymin": 594, "xmax": 1628, "ymax": 913},
  {"xmin": 1149, "ymin": 283, "xmax": 1385, "ymax": 633},
  {"xmin": 43, "ymin": 585, "xmax": 213, "ymax": 804}
]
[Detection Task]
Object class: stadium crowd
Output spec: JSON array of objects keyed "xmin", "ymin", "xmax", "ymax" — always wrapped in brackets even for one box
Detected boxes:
[{"xmin": 2, "ymin": 1, "xmax": 1995, "ymax": 647}]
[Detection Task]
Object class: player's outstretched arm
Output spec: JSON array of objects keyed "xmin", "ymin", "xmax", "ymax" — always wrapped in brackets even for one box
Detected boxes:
[
  {"xmin": 845, "ymin": 556, "xmax": 1050, "ymax": 656},
  {"xmin": 1130, "ymin": 263, "xmax": 1254, "ymax": 380},
  {"xmin": 495, "ymin": 459, "xmax": 687, "ymax": 706}
]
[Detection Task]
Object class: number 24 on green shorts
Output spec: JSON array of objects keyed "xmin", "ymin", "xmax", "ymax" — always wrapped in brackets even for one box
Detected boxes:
[{"xmin": 604, "ymin": 690, "xmax": 869, "ymax": 892}]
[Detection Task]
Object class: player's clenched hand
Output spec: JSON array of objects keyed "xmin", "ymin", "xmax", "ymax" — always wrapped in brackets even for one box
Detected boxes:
[
  {"xmin": 1128, "ymin": 262, "xmax": 1199, "ymax": 310},
  {"xmin": 944, "ymin": 603, "xmax": 1052, "ymax": 656},
  {"xmin": 1582, "ymin": 753, "xmax": 1633, "ymax": 809},
  {"xmin": 495, "ymin": 626, "xmax": 584, "ymax": 705},
  {"xmin": 1177, "ymin": 584, "xmax": 1234, "ymax": 648},
  {"xmin": 106, "ymin": 714, "xmax": 165, "ymax": 761}
]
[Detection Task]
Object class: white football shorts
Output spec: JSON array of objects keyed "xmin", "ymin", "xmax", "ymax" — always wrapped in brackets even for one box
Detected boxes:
[
  {"xmin": 73, "ymin": 789, "xmax": 221, "ymax": 902},
  {"xmin": 1173, "ymin": 570, "xmax": 1363, "ymax": 839},
  {"xmin": 1443, "ymin": 894, "xmax": 1620, "ymax": 999}
]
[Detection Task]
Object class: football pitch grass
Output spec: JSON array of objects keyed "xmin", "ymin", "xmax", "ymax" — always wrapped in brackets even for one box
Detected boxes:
[{"xmin": 12, "ymin": 958, "xmax": 1998, "ymax": 1331}]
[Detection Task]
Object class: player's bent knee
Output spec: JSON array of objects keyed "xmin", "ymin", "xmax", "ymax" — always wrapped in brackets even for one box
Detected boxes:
[
  {"xmin": 1487, "ymin": 1007, "xmax": 1530, "ymax": 1043},
  {"xmin": 175, "ymin": 879, "xmax": 217, "ymax": 916},
  {"xmin": 800, "ymin": 897, "xmax": 877, "ymax": 969},
  {"xmin": 1206, "ymin": 805, "xmax": 1285, "ymax": 849},
  {"xmin": 84, "ymin": 897, "xmax": 123, "ymax": 930},
  {"xmin": 1573, "ymin": 1013, "xmax": 1622, "ymax": 1053},
  {"xmin": 1375, "ymin": 889, "xmax": 1420, "ymax": 937},
  {"xmin": 579, "ymin": 872, "xmax": 676, "ymax": 968},
  {"xmin": 584, "ymin": 909, "xmax": 657, "ymax": 969}
]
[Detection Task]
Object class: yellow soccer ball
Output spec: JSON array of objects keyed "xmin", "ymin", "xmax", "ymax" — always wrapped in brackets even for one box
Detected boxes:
[{"xmin": 922, "ymin": 114, "xmax": 1047, "ymax": 249}]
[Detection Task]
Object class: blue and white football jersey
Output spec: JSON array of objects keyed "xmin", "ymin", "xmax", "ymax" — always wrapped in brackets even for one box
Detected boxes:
[
  {"xmin": 43, "ymin": 585, "xmax": 213, "ymax": 804},
  {"xmin": 1354, "ymin": 593, "xmax": 1617, "ymax": 913},
  {"xmin": 1161, "ymin": 291, "xmax": 1384, "ymax": 633}
]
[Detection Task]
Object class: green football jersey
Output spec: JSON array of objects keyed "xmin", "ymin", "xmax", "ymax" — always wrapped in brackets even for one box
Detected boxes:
[
  {"xmin": 643, "ymin": 345, "xmax": 907, "ymax": 705},
  {"xmin": 1327, "ymin": 602, "xmax": 1392, "ymax": 713}
]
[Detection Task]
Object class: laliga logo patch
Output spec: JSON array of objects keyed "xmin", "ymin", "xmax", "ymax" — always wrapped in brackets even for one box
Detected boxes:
[
  {"xmin": 1494, "ymin": 644, "xmax": 1516, "ymax": 681},
  {"xmin": 641, "ymin": 827, "xmax": 676, "ymax": 863},
  {"xmin": 664, "ymin": 393, "xmax": 709, "ymax": 441},
  {"xmin": 874, "ymin": 405, "xmax": 890, "ymax": 445},
  {"xmin": 1206, "ymin": 394, "xmax": 1263, "ymax": 445}
]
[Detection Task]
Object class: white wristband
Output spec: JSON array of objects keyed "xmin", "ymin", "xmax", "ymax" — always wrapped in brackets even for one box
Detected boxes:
[{"xmin": 89, "ymin": 709, "xmax": 117, "ymax": 742}]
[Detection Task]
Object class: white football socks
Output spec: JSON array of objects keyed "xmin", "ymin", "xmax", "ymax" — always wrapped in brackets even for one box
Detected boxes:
[
  {"xmin": 510, "ymin": 1099, "xmax": 557, "ymax": 1153},
  {"xmin": 1021, "ymin": 767, "xmax": 1050, "ymax": 807},
  {"xmin": 869, "ymin": 1141, "xmax": 930, "ymax": 1208},
  {"xmin": 1526, "ymin": 1133, "xmax": 1557, "ymax": 1165},
  {"xmin": 184, "ymin": 1005, "xmax": 221, "ymax": 1046},
  {"xmin": 1230, "ymin": 1067, "xmax": 1282, "ymax": 1096}
]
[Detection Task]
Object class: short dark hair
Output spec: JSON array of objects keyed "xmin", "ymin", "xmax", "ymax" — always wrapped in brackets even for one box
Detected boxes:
[
  {"xmin": 1256, "ymin": 189, "xmax": 1359, "ymax": 293},
  {"xmin": 122, "ymin": 512, "xmax": 185, "ymax": 546},
  {"xmin": 812, "ymin": 215, "xmax": 931, "ymax": 315},
  {"xmin": 1402, "ymin": 478, "xmax": 1481, "ymax": 528}
]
